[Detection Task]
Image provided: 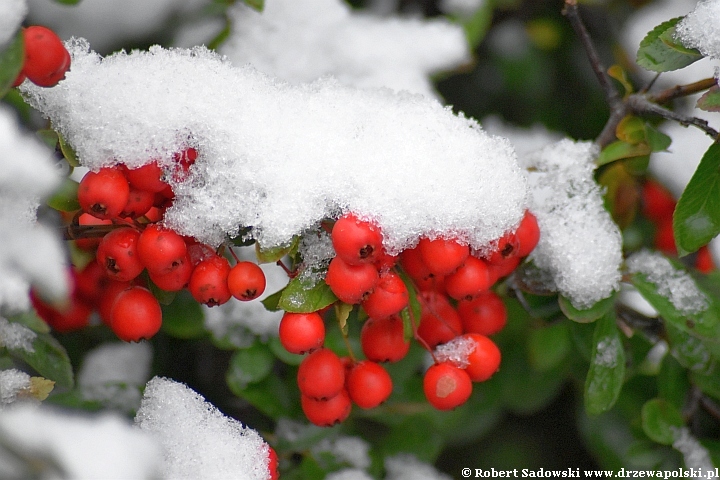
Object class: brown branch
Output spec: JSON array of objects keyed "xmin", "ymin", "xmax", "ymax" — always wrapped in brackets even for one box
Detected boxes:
[
  {"xmin": 700, "ymin": 395, "xmax": 720, "ymax": 422},
  {"xmin": 648, "ymin": 77, "xmax": 718, "ymax": 105},
  {"xmin": 627, "ymin": 94, "xmax": 720, "ymax": 139},
  {"xmin": 61, "ymin": 223, "xmax": 127, "ymax": 241}
]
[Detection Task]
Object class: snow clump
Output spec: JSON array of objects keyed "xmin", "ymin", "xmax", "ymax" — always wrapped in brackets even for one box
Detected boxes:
[
  {"xmin": 676, "ymin": 0, "xmax": 720, "ymax": 59},
  {"xmin": 0, "ymin": 0, "xmax": 26, "ymax": 48}
]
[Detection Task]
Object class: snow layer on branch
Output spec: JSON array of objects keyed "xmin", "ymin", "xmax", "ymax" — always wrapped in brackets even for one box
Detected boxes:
[
  {"xmin": 0, "ymin": 0, "xmax": 26, "ymax": 48},
  {"xmin": 626, "ymin": 250, "xmax": 708, "ymax": 315},
  {"xmin": 0, "ymin": 317, "xmax": 36, "ymax": 352},
  {"xmin": 135, "ymin": 376, "xmax": 269, "ymax": 480},
  {"xmin": 522, "ymin": 140, "xmax": 623, "ymax": 309},
  {"xmin": 677, "ymin": 0, "xmax": 720, "ymax": 59},
  {"xmin": 0, "ymin": 369, "xmax": 31, "ymax": 407},
  {"xmin": 220, "ymin": 0, "xmax": 469, "ymax": 98},
  {"xmin": 0, "ymin": 405, "xmax": 161, "ymax": 479},
  {"xmin": 0, "ymin": 106, "xmax": 67, "ymax": 313},
  {"xmin": 21, "ymin": 39, "xmax": 528, "ymax": 254}
]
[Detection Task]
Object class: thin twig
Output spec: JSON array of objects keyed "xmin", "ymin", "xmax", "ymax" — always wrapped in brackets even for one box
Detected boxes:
[
  {"xmin": 700, "ymin": 395, "xmax": 720, "ymax": 422},
  {"xmin": 648, "ymin": 77, "xmax": 717, "ymax": 105},
  {"xmin": 627, "ymin": 94, "xmax": 720, "ymax": 139}
]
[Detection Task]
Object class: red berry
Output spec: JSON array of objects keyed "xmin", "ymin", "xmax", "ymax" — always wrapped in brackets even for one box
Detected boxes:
[
  {"xmin": 416, "ymin": 291, "xmax": 462, "ymax": 349},
  {"xmin": 297, "ymin": 348, "xmax": 345, "ymax": 400},
  {"xmin": 74, "ymin": 213, "xmax": 113, "ymax": 251},
  {"xmin": 360, "ymin": 315, "xmax": 410, "ymax": 363},
  {"xmin": 148, "ymin": 254, "xmax": 193, "ymax": 291},
  {"xmin": 78, "ymin": 167, "xmax": 130, "ymax": 220},
  {"xmin": 516, "ymin": 210, "xmax": 541, "ymax": 257},
  {"xmin": 457, "ymin": 291, "xmax": 507, "ymax": 336},
  {"xmin": 22, "ymin": 26, "xmax": 71, "ymax": 87},
  {"xmin": 696, "ymin": 246, "xmax": 715, "ymax": 273},
  {"xmin": 188, "ymin": 255, "xmax": 232, "ymax": 307},
  {"xmin": 110, "ymin": 286, "xmax": 162, "ymax": 342},
  {"xmin": 31, "ymin": 286, "xmax": 92, "ymax": 333},
  {"xmin": 278, "ymin": 311, "xmax": 325, "ymax": 354},
  {"xmin": 642, "ymin": 179, "xmax": 676, "ymax": 222},
  {"xmin": 172, "ymin": 147, "xmax": 198, "ymax": 182},
  {"xmin": 485, "ymin": 232, "xmax": 520, "ymax": 266},
  {"xmin": 418, "ymin": 237, "xmax": 469, "ymax": 276},
  {"xmin": 96, "ymin": 227, "xmax": 144, "ymax": 282},
  {"xmin": 267, "ymin": 446, "xmax": 279, "ymax": 480},
  {"xmin": 346, "ymin": 361, "xmax": 393, "ymax": 409},
  {"xmin": 325, "ymin": 256, "xmax": 379, "ymax": 304},
  {"xmin": 463, "ymin": 333, "xmax": 501, "ymax": 382},
  {"xmin": 227, "ymin": 262, "xmax": 266, "ymax": 301},
  {"xmin": 12, "ymin": 71, "xmax": 26, "ymax": 88},
  {"xmin": 301, "ymin": 390, "xmax": 352, "ymax": 427},
  {"xmin": 654, "ymin": 218, "xmax": 676, "ymax": 255},
  {"xmin": 487, "ymin": 255, "xmax": 521, "ymax": 282},
  {"xmin": 332, "ymin": 213, "xmax": 384, "ymax": 265},
  {"xmin": 74, "ymin": 259, "xmax": 110, "ymax": 306},
  {"xmin": 361, "ymin": 269, "xmax": 408, "ymax": 319},
  {"xmin": 444, "ymin": 256, "xmax": 493, "ymax": 301},
  {"xmin": 137, "ymin": 225, "xmax": 188, "ymax": 275},
  {"xmin": 121, "ymin": 187, "xmax": 155, "ymax": 218},
  {"xmin": 97, "ymin": 279, "xmax": 132, "ymax": 325},
  {"xmin": 423, "ymin": 362, "xmax": 472, "ymax": 410},
  {"xmin": 125, "ymin": 161, "xmax": 168, "ymax": 193}
]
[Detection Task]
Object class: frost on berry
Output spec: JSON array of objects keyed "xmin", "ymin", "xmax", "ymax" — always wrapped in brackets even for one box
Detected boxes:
[
  {"xmin": 434, "ymin": 336, "xmax": 476, "ymax": 369},
  {"xmin": 20, "ymin": 39, "xmax": 528, "ymax": 255}
]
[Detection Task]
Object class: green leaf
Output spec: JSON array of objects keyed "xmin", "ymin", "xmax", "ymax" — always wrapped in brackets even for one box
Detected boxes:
[
  {"xmin": 596, "ymin": 140, "xmax": 651, "ymax": 167},
  {"xmin": 58, "ymin": 133, "xmax": 80, "ymax": 167},
  {"xmin": 527, "ymin": 321, "xmax": 571, "ymax": 371},
  {"xmin": 268, "ymin": 336, "xmax": 304, "ymax": 366},
  {"xmin": 460, "ymin": 0, "xmax": 494, "ymax": 49},
  {"xmin": 641, "ymin": 398, "xmax": 684, "ymax": 445},
  {"xmin": 558, "ymin": 293, "xmax": 615, "ymax": 323},
  {"xmin": 13, "ymin": 332, "xmax": 74, "ymax": 389},
  {"xmin": 52, "ymin": 0, "xmax": 83, "ymax": 4},
  {"xmin": 334, "ymin": 302, "xmax": 353, "ymax": 335},
  {"xmin": 396, "ymin": 269, "xmax": 421, "ymax": 342},
  {"xmin": 697, "ymin": 85, "xmax": 720, "ymax": 113},
  {"xmin": 6, "ymin": 311, "xmax": 50, "ymax": 334},
  {"xmin": 0, "ymin": 30, "xmax": 24, "ymax": 99},
  {"xmin": 46, "ymin": 177, "xmax": 80, "ymax": 212},
  {"xmin": 636, "ymin": 17, "xmax": 703, "ymax": 72},
  {"xmin": 261, "ymin": 288, "xmax": 284, "ymax": 312},
  {"xmin": 255, "ymin": 236, "xmax": 298, "ymax": 264},
  {"xmin": 228, "ymin": 371, "xmax": 301, "ymax": 419},
  {"xmin": 226, "ymin": 341, "xmax": 275, "ymax": 390},
  {"xmin": 673, "ymin": 141, "xmax": 720, "ymax": 256},
  {"xmin": 160, "ymin": 290, "xmax": 205, "ymax": 339},
  {"xmin": 243, "ymin": 0, "xmax": 264, "ymax": 11},
  {"xmin": 645, "ymin": 124, "xmax": 672, "ymax": 152},
  {"xmin": 278, "ymin": 276, "xmax": 337, "ymax": 313},
  {"xmin": 584, "ymin": 311, "xmax": 625, "ymax": 415}
]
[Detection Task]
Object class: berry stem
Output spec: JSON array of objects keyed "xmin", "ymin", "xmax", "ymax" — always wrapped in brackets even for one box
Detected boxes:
[{"xmin": 227, "ymin": 246, "xmax": 241, "ymax": 264}]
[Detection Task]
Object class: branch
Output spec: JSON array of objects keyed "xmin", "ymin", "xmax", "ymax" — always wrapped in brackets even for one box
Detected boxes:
[
  {"xmin": 563, "ymin": 0, "xmax": 626, "ymax": 148},
  {"xmin": 627, "ymin": 94, "xmax": 720, "ymax": 139},
  {"xmin": 648, "ymin": 77, "xmax": 718, "ymax": 105}
]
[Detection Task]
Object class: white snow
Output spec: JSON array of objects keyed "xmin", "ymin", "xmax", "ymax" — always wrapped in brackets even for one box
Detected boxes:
[
  {"xmin": 522, "ymin": 139, "xmax": 623, "ymax": 309},
  {"xmin": 0, "ymin": 404, "xmax": 162, "ymax": 479},
  {"xmin": 0, "ymin": 317, "xmax": 36, "ymax": 352},
  {"xmin": 626, "ymin": 250, "xmax": 708, "ymax": 315},
  {"xmin": 78, "ymin": 341, "xmax": 153, "ymax": 412},
  {"xmin": 384, "ymin": 453, "xmax": 452, "ymax": 480},
  {"xmin": 327, "ymin": 469, "xmax": 375, "ymax": 480},
  {"xmin": 0, "ymin": 0, "xmax": 26, "ymax": 49},
  {"xmin": 677, "ymin": 0, "xmax": 720, "ymax": 60},
  {"xmin": 220, "ymin": 0, "xmax": 470, "ymax": 98},
  {"xmin": 134, "ymin": 376, "xmax": 270, "ymax": 480},
  {"xmin": 314, "ymin": 435, "xmax": 372, "ymax": 470},
  {"xmin": 671, "ymin": 426, "xmax": 717, "ymax": 478},
  {"xmin": 0, "ymin": 105, "xmax": 68, "ymax": 313},
  {"xmin": 0, "ymin": 369, "xmax": 31, "ymax": 407},
  {"xmin": 21, "ymin": 39, "xmax": 528, "ymax": 255},
  {"xmin": 594, "ymin": 338, "xmax": 621, "ymax": 368},
  {"xmin": 434, "ymin": 335, "xmax": 476, "ymax": 368},
  {"xmin": 439, "ymin": 0, "xmax": 487, "ymax": 18}
]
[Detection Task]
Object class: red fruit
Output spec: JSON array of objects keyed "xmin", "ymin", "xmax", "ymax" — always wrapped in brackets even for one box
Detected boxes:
[
  {"xmin": 125, "ymin": 161, "xmax": 168, "ymax": 193},
  {"xmin": 487, "ymin": 255, "xmax": 521, "ymax": 282},
  {"xmin": 110, "ymin": 286, "xmax": 162, "ymax": 342},
  {"xmin": 418, "ymin": 237, "xmax": 469, "ymax": 276},
  {"xmin": 74, "ymin": 213, "xmax": 113, "ymax": 251},
  {"xmin": 516, "ymin": 210, "xmax": 541, "ymax": 257},
  {"xmin": 457, "ymin": 291, "xmax": 507, "ymax": 336},
  {"xmin": 137, "ymin": 225, "xmax": 188, "ymax": 275},
  {"xmin": 463, "ymin": 333, "xmax": 501, "ymax": 382},
  {"xmin": 227, "ymin": 262, "xmax": 266, "ymax": 301},
  {"xmin": 78, "ymin": 167, "xmax": 130, "ymax": 220},
  {"xmin": 297, "ymin": 348, "xmax": 345, "ymax": 400},
  {"xmin": 187, "ymin": 242, "xmax": 216, "ymax": 266},
  {"xmin": 188, "ymin": 255, "xmax": 232, "ymax": 307},
  {"xmin": 332, "ymin": 213, "xmax": 384, "ymax": 265},
  {"xmin": 423, "ymin": 362, "xmax": 473, "ymax": 410},
  {"xmin": 399, "ymin": 246, "xmax": 432, "ymax": 282},
  {"xmin": 696, "ymin": 246, "xmax": 715, "ymax": 273},
  {"xmin": 346, "ymin": 361, "xmax": 393, "ymax": 409},
  {"xmin": 172, "ymin": 147, "xmax": 198, "ymax": 182},
  {"xmin": 654, "ymin": 219, "xmax": 676, "ymax": 255},
  {"xmin": 325, "ymin": 256, "xmax": 379, "ymax": 304},
  {"xmin": 96, "ymin": 227, "xmax": 144, "ymax": 282},
  {"xmin": 121, "ymin": 187, "xmax": 155, "ymax": 218},
  {"xmin": 97, "ymin": 279, "xmax": 132, "ymax": 325},
  {"xmin": 74, "ymin": 259, "xmax": 110, "ymax": 306},
  {"xmin": 361, "ymin": 270, "xmax": 408, "ymax": 319},
  {"xmin": 301, "ymin": 390, "xmax": 352, "ymax": 427},
  {"xmin": 278, "ymin": 311, "xmax": 325, "ymax": 354},
  {"xmin": 148, "ymin": 254, "xmax": 193, "ymax": 291},
  {"xmin": 642, "ymin": 179, "xmax": 676, "ymax": 222},
  {"xmin": 416, "ymin": 291, "xmax": 462, "ymax": 349},
  {"xmin": 267, "ymin": 446, "xmax": 279, "ymax": 480},
  {"xmin": 22, "ymin": 26, "xmax": 71, "ymax": 87},
  {"xmin": 485, "ymin": 232, "xmax": 520, "ymax": 266},
  {"xmin": 444, "ymin": 256, "xmax": 493, "ymax": 301},
  {"xmin": 31, "ymin": 289, "xmax": 92, "ymax": 333},
  {"xmin": 12, "ymin": 72, "xmax": 26, "ymax": 88},
  {"xmin": 360, "ymin": 315, "xmax": 410, "ymax": 363}
]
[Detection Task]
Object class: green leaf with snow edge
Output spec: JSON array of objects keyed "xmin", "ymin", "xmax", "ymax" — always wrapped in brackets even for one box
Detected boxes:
[
  {"xmin": 0, "ymin": 30, "xmax": 23, "ymax": 100},
  {"xmin": 673, "ymin": 142, "xmax": 720, "ymax": 256},
  {"xmin": 641, "ymin": 398, "xmax": 684, "ymax": 445},
  {"xmin": 630, "ymin": 268, "xmax": 720, "ymax": 341},
  {"xmin": 584, "ymin": 311, "xmax": 625, "ymax": 415},
  {"xmin": 12, "ymin": 332, "xmax": 74, "ymax": 390},
  {"xmin": 242, "ymin": 0, "xmax": 264, "ymax": 12},
  {"xmin": 636, "ymin": 17, "xmax": 703, "ymax": 72},
  {"xmin": 277, "ymin": 276, "xmax": 337, "ymax": 313},
  {"xmin": 558, "ymin": 293, "xmax": 615, "ymax": 323}
]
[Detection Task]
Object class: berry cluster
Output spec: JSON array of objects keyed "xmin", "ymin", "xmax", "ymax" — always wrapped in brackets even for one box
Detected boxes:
[
  {"xmin": 13, "ymin": 26, "xmax": 71, "ymax": 88},
  {"xmin": 33, "ymin": 148, "xmax": 267, "ymax": 342},
  {"xmin": 641, "ymin": 179, "xmax": 714, "ymax": 272},
  {"xmin": 278, "ymin": 211, "xmax": 540, "ymax": 425}
]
